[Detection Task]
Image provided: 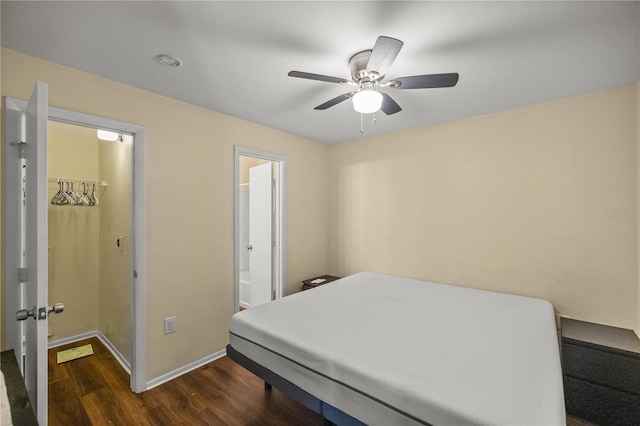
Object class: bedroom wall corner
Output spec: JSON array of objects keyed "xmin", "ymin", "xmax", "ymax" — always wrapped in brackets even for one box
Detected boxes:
[{"xmin": 328, "ymin": 84, "xmax": 638, "ymax": 331}]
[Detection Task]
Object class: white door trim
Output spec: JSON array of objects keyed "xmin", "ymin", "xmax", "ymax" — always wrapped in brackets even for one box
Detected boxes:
[
  {"xmin": 4, "ymin": 97, "xmax": 147, "ymax": 393},
  {"xmin": 234, "ymin": 146, "xmax": 287, "ymax": 312}
]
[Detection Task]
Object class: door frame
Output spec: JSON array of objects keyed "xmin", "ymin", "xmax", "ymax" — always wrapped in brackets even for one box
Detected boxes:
[
  {"xmin": 4, "ymin": 96, "xmax": 27, "ymax": 370},
  {"xmin": 233, "ymin": 146, "xmax": 287, "ymax": 312},
  {"xmin": 3, "ymin": 97, "xmax": 147, "ymax": 393}
]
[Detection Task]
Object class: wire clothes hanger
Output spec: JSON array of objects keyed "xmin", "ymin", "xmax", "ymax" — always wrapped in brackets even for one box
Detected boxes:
[{"xmin": 50, "ymin": 179, "xmax": 100, "ymax": 206}]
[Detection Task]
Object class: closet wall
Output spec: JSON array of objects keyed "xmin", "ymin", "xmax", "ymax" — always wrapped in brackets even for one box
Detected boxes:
[
  {"xmin": 47, "ymin": 121, "xmax": 131, "ymax": 362},
  {"xmin": 48, "ymin": 122, "xmax": 100, "ymax": 339},
  {"xmin": 98, "ymin": 133, "xmax": 132, "ymax": 361}
]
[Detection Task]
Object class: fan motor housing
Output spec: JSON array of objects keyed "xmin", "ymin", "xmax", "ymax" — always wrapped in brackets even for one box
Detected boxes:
[{"xmin": 349, "ymin": 50, "xmax": 382, "ymax": 83}]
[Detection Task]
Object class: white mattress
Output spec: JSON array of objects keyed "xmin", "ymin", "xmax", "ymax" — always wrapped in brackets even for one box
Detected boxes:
[{"xmin": 229, "ymin": 272, "xmax": 565, "ymax": 425}]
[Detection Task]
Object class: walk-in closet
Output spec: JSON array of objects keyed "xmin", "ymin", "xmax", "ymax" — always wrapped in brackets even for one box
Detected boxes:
[{"xmin": 47, "ymin": 120, "xmax": 132, "ymax": 366}]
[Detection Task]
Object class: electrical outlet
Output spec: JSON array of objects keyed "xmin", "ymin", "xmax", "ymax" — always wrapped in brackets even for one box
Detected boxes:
[{"xmin": 164, "ymin": 316, "xmax": 176, "ymax": 335}]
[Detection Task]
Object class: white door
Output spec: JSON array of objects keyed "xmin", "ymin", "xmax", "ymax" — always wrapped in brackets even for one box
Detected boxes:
[
  {"xmin": 6, "ymin": 82, "xmax": 50, "ymax": 424},
  {"xmin": 249, "ymin": 162, "xmax": 273, "ymax": 307}
]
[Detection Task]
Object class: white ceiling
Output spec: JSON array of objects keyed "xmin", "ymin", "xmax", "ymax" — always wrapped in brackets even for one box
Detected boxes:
[{"xmin": 2, "ymin": 1, "xmax": 639, "ymax": 144}]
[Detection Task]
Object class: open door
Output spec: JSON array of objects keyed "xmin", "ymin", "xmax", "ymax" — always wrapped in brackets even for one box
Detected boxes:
[
  {"xmin": 4, "ymin": 81, "xmax": 56, "ymax": 424},
  {"xmin": 234, "ymin": 147, "xmax": 286, "ymax": 313},
  {"xmin": 248, "ymin": 162, "xmax": 274, "ymax": 307}
]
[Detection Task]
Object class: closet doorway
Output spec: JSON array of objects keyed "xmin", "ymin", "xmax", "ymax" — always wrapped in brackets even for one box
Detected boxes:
[
  {"xmin": 46, "ymin": 107, "xmax": 147, "ymax": 393},
  {"xmin": 47, "ymin": 120, "xmax": 133, "ymax": 369},
  {"xmin": 234, "ymin": 147, "xmax": 286, "ymax": 312}
]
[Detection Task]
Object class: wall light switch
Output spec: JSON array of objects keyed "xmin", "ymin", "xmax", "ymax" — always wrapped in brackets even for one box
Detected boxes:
[{"xmin": 164, "ymin": 316, "xmax": 176, "ymax": 335}]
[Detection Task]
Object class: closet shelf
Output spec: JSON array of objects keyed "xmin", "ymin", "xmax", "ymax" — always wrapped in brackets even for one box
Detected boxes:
[{"xmin": 48, "ymin": 177, "xmax": 108, "ymax": 187}]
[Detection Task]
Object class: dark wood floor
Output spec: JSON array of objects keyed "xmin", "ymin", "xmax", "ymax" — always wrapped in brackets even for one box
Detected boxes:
[
  {"xmin": 48, "ymin": 337, "xmax": 323, "ymax": 425},
  {"xmin": 50, "ymin": 337, "xmax": 595, "ymax": 425}
]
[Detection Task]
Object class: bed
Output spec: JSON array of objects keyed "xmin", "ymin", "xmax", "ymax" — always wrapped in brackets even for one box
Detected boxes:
[{"xmin": 227, "ymin": 272, "xmax": 565, "ymax": 425}]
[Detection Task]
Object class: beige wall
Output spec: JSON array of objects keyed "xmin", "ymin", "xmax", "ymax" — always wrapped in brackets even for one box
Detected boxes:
[
  {"xmin": 0, "ymin": 48, "xmax": 330, "ymax": 380},
  {"xmin": 98, "ymin": 134, "xmax": 133, "ymax": 361},
  {"xmin": 47, "ymin": 121, "xmax": 100, "ymax": 340},
  {"xmin": 329, "ymin": 84, "xmax": 639, "ymax": 332}
]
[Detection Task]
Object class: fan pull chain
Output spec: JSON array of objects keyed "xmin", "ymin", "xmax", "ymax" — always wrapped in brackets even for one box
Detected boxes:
[
  {"xmin": 360, "ymin": 113, "xmax": 364, "ymax": 134},
  {"xmin": 372, "ymin": 112, "xmax": 377, "ymax": 125}
]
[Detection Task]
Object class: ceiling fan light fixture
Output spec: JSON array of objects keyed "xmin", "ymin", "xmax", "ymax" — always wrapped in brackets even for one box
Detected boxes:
[
  {"xmin": 288, "ymin": 36, "xmax": 457, "ymax": 118},
  {"xmin": 352, "ymin": 89, "xmax": 383, "ymax": 114}
]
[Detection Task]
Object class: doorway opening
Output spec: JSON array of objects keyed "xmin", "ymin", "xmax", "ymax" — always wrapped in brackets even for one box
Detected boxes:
[
  {"xmin": 234, "ymin": 147, "xmax": 286, "ymax": 312},
  {"xmin": 46, "ymin": 120, "xmax": 132, "ymax": 373},
  {"xmin": 46, "ymin": 111, "xmax": 147, "ymax": 394}
]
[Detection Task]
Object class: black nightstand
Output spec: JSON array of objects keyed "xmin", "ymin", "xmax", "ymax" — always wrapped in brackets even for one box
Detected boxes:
[
  {"xmin": 301, "ymin": 275, "xmax": 341, "ymax": 291},
  {"xmin": 561, "ymin": 318, "xmax": 640, "ymax": 426}
]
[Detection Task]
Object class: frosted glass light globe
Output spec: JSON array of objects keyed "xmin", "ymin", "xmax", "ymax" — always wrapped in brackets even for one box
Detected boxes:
[{"xmin": 352, "ymin": 89, "xmax": 383, "ymax": 114}]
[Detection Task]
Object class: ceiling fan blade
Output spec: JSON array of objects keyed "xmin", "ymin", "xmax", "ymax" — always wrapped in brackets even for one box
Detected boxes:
[
  {"xmin": 288, "ymin": 71, "xmax": 354, "ymax": 85},
  {"xmin": 314, "ymin": 92, "xmax": 356, "ymax": 110},
  {"xmin": 380, "ymin": 93, "xmax": 402, "ymax": 115},
  {"xmin": 390, "ymin": 73, "xmax": 459, "ymax": 89},
  {"xmin": 366, "ymin": 36, "xmax": 404, "ymax": 76}
]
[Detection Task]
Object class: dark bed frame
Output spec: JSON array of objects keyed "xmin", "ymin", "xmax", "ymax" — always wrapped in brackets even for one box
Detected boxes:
[{"xmin": 226, "ymin": 344, "xmax": 366, "ymax": 426}]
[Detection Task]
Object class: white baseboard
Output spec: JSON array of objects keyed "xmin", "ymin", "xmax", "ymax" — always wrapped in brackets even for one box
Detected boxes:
[
  {"xmin": 95, "ymin": 332, "xmax": 131, "ymax": 374},
  {"xmin": 48, "ymin": 331, "xmax": 98, "ymax": 349},
  {"xmin": 48, "ymin": 330, "xmax": 130, "ymax": 373},
  {"xmin": 145, "ymin": 348, "xmax": 227, "ymax": 391}
]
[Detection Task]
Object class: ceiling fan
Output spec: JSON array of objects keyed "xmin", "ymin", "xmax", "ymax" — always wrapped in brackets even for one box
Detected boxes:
[{"xmin": 288, "ymin": 36, "xmax": 459, "ymax": 116}]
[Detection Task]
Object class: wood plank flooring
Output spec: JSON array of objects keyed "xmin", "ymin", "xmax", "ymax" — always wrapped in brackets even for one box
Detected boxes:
[
  {"xmin": 48, "ymin": 337, "xmax": 323, "ymax": 425},
  {"xmin": 50, "ymin": 337, "xmax": 595, "ymax": 425}
]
